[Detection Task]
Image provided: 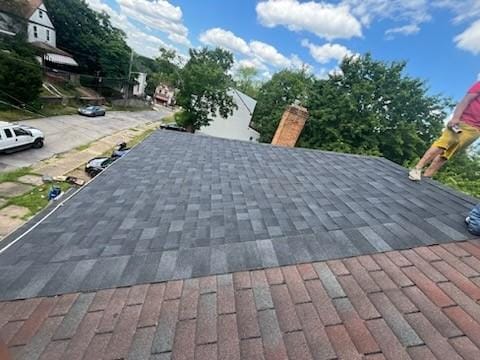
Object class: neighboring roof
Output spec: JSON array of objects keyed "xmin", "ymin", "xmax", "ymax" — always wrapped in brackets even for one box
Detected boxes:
[
  {"xmin": 0, "ymin": 131, "xmax": 476, "ymax": 301},
  {"xmin": 0, "ymin": 0, "xmax": 43, "ymax": 19},
  {"xmin": 30, "ymin": 41, "xmax": 74, "ymax": 58},
  {"xmin": 2, "ymin": 240, "xmax": 480, "ymax": 359}
]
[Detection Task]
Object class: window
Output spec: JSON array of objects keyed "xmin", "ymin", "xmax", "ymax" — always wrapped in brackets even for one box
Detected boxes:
[
  {"xmin": 4, "ymin": 129, "xmax": 13, "ymax": 138},
  {"xmin": 46, "ymin": 29, "xmax": 50, "ymax": 41},
  {"xmin": 33, "ymin": 26, "xmax": 38, "ymax": 38},
  {"xmin": 39, "ymin": 10, "xmax": 43, "ymax": 18},
  {"xmin": 14, "ymin": 128, "xmax": 30, "ymax": 137}
]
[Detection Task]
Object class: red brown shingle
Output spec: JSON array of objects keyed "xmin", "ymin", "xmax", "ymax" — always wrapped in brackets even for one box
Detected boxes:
[{"xmin": 4, "ymin": 240, "xmax": 480, "ymax": 359}]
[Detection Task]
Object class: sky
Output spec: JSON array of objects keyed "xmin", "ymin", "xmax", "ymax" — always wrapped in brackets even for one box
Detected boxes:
[{"xmin": 84, "ymin": 0, "xmax": 480, "ymax": 101}]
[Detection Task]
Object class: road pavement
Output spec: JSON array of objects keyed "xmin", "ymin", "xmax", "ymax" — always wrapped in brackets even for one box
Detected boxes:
[{"xmin": 0, "ymin": 109, "xmax": 171, "ymax": 172}]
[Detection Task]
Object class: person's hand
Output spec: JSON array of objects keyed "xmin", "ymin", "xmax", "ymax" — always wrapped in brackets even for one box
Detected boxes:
[{"xmin": 447, "ymin": 117, "xmax": 460, "ymax": 129}]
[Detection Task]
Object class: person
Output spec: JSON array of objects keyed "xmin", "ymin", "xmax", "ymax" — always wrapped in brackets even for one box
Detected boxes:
[
  {"xmin": 409, "ymin": 81, "xmax": 480, "ymax": 181},
  {"xmin": 466, "ymin": 204, "xmax": 480, "ymax": 236}
]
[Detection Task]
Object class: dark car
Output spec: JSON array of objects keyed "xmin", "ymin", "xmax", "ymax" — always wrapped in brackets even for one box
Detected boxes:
[
  {"xmin": 160, "ymin": 124, "xmax": 186, "ymax": 132},
  {"xmin": 85, "ymin": 156, "xmax": 117, "ymax": 177},
  {"xmin": 85, "ymin": 143, "xmax": 130, "ymax": 177},
  {"xmin": 78, "ymin": 106, "xmax": 106, "ymax": 117}
]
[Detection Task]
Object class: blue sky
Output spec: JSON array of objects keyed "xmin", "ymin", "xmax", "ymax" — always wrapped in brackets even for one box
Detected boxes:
[{"xmin": 86, "ymin": 0, "xmax": 480, "ymax": 101}]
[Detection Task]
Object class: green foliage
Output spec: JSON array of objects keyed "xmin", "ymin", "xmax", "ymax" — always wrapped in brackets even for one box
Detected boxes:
[
  {"xmin": 251, "ymin": 69, "xmax": 314, "ymax": 142},
  {"xmin": 235, "ymin": 66, "xmax": 261, "ymax": 99},
  {"xmin": 0, "ymin": 36, "xmax": 42, "ymax": 105},
  {"xmin": 44, "ymin": 0, "xmax": 131, "ymax": 77},
  {"xmin": 175, "ymin": 47, "xmax": 236, "ymax": 132},
  {"xmin": 435, "ymin": 153, "xmax": 480, "ymax": 198},
  {"xmin": 145, "ymin": 48, "xmax": 182, "ymax": 96},
  {"xmin": 300, "ymin": 55, "xmax": 450, "ymax": 164}
]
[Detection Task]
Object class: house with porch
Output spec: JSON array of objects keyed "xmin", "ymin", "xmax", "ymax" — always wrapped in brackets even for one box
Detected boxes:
[{"xmin": 0, "ymin": 0, "xmax": 78, "ymax": 69}]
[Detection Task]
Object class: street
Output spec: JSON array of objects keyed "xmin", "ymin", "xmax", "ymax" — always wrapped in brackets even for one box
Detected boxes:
[{"xmin": 0, "ymin": 109, "xmax": 171, "ymax": 172}]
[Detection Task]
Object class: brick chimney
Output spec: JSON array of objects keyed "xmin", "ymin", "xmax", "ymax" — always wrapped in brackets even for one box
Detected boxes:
[{"xmin": 271, "ymin": 104, "xmax": 308, "ymax": 147}]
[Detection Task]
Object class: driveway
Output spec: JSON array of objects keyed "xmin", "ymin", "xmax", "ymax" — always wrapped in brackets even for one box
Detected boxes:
[{"xmin": 0, "ymin": 109, "xmax": 171, "ymax": 172}]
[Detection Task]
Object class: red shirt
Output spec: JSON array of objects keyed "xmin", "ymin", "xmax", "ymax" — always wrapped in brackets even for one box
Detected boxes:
[{"xmin": 462, "ymin": 82, "xmax": 480, "ymax": 128}]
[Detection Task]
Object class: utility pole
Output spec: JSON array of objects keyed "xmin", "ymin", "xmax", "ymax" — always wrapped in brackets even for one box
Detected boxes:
[{"xmin": 124, "ymin": 50, "xmax": 134, "ymax": 107}]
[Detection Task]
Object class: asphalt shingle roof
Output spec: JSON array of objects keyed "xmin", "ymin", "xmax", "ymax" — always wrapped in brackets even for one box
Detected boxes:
[
  {"xmin": 3, "ymin": 240, "xmax": 480, "ymax": 360},
  {"xmin": 0, "ymin": 130, "xmax": 477, "ymax": 301}
]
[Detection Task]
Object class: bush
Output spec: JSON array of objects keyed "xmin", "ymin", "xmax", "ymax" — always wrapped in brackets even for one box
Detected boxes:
[{"xmin": 0, "ymin": 36, "xmax": 43, "ymax": 105}]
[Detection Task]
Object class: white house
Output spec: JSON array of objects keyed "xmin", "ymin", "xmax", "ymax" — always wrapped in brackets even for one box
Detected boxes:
[
  {"xmin": 0, "ymin": 0, "xmax": 77, "ymax": 67},
  {"xmin": 198, "ymin": 90, "xmax": 260, "ymax": 142}
]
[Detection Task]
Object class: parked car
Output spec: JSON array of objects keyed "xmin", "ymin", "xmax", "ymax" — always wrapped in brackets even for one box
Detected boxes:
[
  {"xmin": 0, "ymin": 121, "xmax": 45, "ymax": 154},
  {"xmin": 160, "ymin": 124, "xmax": 186, "ymax": 132},
  {"xmin": 85, "ymin": 143, "xmax": 130, "ymax": 177},
  {"xmin": 85, "ymin": 156, "xmax": 117, "ymax": 177},
  {"xmin": 78, "ymin": 106, "xmax": 106, "ymax": 117}
]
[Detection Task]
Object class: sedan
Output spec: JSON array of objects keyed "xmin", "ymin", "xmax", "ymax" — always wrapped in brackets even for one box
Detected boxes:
[
  {"xmin": 85, "ymin": 156, "xmax": 117, "ymax": 177},
  {"xmin": 78, "ymin": 106, "xmax": 106, "ymax": 117}
]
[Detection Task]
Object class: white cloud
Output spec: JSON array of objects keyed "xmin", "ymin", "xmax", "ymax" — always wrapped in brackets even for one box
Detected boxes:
[
  {"xmin": 455, "ymin": 20, "xmax": 480, "ymax": 55},
  {"xmin": 237, "ymin": 58, "xmax": 268, "ymax": 71},
  {"xmin": 198, "ymin": 27, "xmax": 310, "ymax": 70},
  {"xmin": 199, "ymin": 28, "xmax": 251, "ymax": 55},
  {"xmin": 385, "ymin": 24, "xmax": 420, "ymax": 39},
  {"xmin": 256, "ymin": 0, "xmax": 362, "ymax": 40},
  {"xmin": 249, "ymin": 40, "xmax": 292, "ymax": 68},
  {"xmin": 85, "ymin": 0, "xmax": 178, "ymax": 58},
  {"xmin": 117, "ymin": 0, "xmax": 190, "ymax": 46},
  {"xmin": 301, "ymin": 39, "xmax": 353, "ymax": 64},
  {"xmin": 434, "ymin": 0, "xmax": 480, "ymax": 23},
  {"xmin": 343, "ymin": 0, "xmax": 430, "ymax": 26}
]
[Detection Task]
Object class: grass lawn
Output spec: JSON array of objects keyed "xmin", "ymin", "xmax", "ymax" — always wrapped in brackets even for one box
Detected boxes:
[
  {"xmin": 0, "ymin": 167, "xmax": 35, "ymax": 183},
  {"xmin": 0, "ymin": 105, "xmax": 77, "ymax": 122},
  {"xmin": 6, "ymin": 182, "xmax": 71, "ymax": 219}
]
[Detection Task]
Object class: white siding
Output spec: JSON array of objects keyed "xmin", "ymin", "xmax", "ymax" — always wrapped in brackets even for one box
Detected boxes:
[
  {"xmin": 27, "ymin": 5, "xmax": 56, "ymax": 47},
  {"xmin": 29, "ymin": 4, "xmax": 53, "ymax": 28},
  {"xmin": 199, "ymin": 90, "xmax": 260, "ymax": 142}
]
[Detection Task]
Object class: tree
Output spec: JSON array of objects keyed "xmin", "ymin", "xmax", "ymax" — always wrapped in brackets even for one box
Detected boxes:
[
  {"xmin": 0, "ymin": 35, "xmax": 42, "ymax": 106},
  {"xmin": 299, "ymin": 54, "xmax": 450, "ymax": 164},
  {"xmin": 235, "ymin": 66, "xmax": 261, "ymax": 99},
  {"xmin": 251, "ymin": 69, "xmax": 314, "ymax": 142},
  {"xmin": 145, "ymin": 48, "xmax": 182, "ymax": 96},
  {"xmin": 44, "ymin": 0, "xmax": 131, "ymax": 77},
  {"xmin": 175, "ymin": 47, "xmax": 237, "ymax": 132}
]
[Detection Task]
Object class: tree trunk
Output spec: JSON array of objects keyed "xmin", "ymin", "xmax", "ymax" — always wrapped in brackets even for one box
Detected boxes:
[{"xmin": 186, "ymin": 125, "xmax": 195, "ymax": 133}]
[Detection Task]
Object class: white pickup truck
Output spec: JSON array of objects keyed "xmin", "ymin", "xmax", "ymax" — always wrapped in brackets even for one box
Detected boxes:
[{"xmin": 0, "ymin": 121, "xmax": 45, "ymax": 154}]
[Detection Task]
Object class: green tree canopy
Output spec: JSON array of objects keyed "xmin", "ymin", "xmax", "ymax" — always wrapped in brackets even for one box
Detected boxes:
[
  {"xmin": 0, "ymin": 35, "xmax": 42, "ymax": 105},
  {"xmin": 251, "ymin": 69, "xmax": 314, "ymax": 142},
  {"xmin": 175, "ymin": 47, "xmax": 237, "ymax": 132},
  {"xmin": 234, "ymin": 66, "xmax": 261, "ymax": 99},
  {"xmin": 300, "ymin": 54, "xmax": 450, "ymax": 164},
  {"xmin": 144, "ymin": 48, "xmax": 182, "ymax": 96},
  {"xmin": 44, "ymin": 0, "xmax": 131, "ymax": 77}
]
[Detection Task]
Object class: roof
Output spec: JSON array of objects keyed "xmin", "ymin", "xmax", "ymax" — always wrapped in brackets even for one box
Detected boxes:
[
  {"xmin": 0, "ymin": 130, "xmax": 476, "ymax": 301},
  {"xmin": 0, "ymin": 0, "xmax": 43, "ymax": 19},
  {"xmin": 30, "ymin": 41, "xmax": 74, "ymax": 58},
  {"xmin": 2, "ymin": 240, "xmax": 480, "ymax": 359}
]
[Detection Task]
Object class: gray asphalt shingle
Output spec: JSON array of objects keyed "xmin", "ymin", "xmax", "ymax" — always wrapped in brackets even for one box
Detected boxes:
[{"xmin": 0, "ymin": 130, "xmax": 477, "ymax": 300}]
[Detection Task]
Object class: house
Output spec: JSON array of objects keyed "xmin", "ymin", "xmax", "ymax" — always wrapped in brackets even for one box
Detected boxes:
[
  {"xmin": 0, "ymin": 106, "xmax": 479, "ymax": 358},
  {"xmin": 0, "ymin": 0, "xmax": 78, "ymax": 68},
  {"xmin": 198, "ymin": 89, "xmax": 260, "ymax": 142},
  {"xmin": 154, "ymin": 83, "xmax": 176, "ymax": 106}
]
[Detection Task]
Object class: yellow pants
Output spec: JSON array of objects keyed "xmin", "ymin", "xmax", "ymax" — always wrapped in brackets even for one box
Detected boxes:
[{"xmin": 432, "ymin": 123, "xmax": 480, "ymax": 159}]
